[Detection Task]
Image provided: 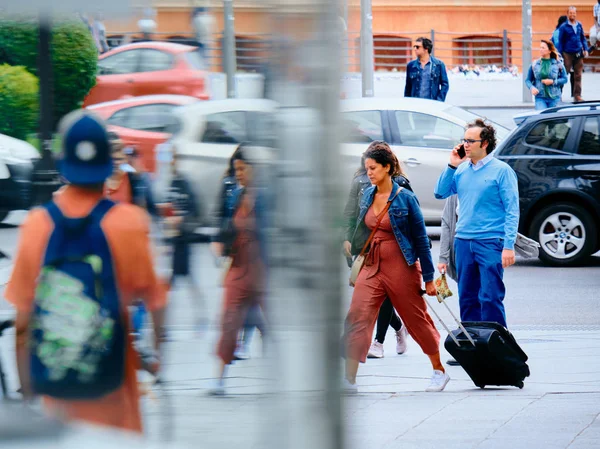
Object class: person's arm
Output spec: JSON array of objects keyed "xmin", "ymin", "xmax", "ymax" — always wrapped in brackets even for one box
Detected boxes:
[
  {"xmin": 4, "ymin": 209, "xmax": 51, "ymax": 399},
  {"xmin": 404, "ymin": 63, "xmax": 413, "ymax": 97},
  {"xmin": 556, "ymin": 62, "xmax": 568, "ymax": 86},
  {"xmin": 128, "ymin": 213, "xmax": 168, "ymax": 354},
  {"xmin": 499, "ymin": 166, "xmax": 520, "ymax": 251},
  {"xmin": 438, "ymin": 61, "xmax": 450, "ymax": 101},
  {"xmin": 557, "ymin": 26, "xmax": 564, "ymax": 54},
  {"xmin": 438, "ymin": 197, "xmax": 453, "ymax": 269},
  {"xmin": 15, "ymin": 310, "xmax": 33, "ymax": 399},
  {"xmin": 525, "ymin": 65, "xmax": 535, "ymax": 90},
  {"xmin": 407, "ymin": 195, "xmax": 435, "ymax": 283},
  {"xmin": 343, "ymin": 177, "xmax": 361, "ymax": 243},
  {"xmin": 580, "ymin": 24, "xmax": 589, "ymax": 53},
  {"xmin": 434, "ymin": 165, "xmax": 458, "ymax": 200}
]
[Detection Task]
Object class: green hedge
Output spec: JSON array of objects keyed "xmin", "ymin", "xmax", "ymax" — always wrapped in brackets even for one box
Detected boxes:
[
  {"xmin": 0, "ymin": 18, "xmax": 98, "ymax": 128},
  {"xmin": 0, "ymin": 64, "xmax": 39, "ymax": 140}
]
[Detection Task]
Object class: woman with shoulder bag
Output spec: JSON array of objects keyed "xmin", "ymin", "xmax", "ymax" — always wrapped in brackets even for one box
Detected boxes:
[
  {"xmin": 209, "ymin": 147, "xmax": 268, "ymax": 395},
  {"xmin": 343, "ymin": 142, "xmax": 449, "ymax": 393},
  {"xmin": 212, "ymin": 143, "xmax": 265, "ymax": 361},
  {"xmin": 343, "ymin": 147, "xmax": 411, "ymax": 358},
  {"xmin": 525, "ymin": 40, "xmax": 568, "ymax": 110}
]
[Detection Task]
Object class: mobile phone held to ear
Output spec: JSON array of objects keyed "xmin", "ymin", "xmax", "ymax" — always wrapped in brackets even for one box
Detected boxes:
[{"xmin": 457, "ymin": 144, "xmax": 466, "ymax": 159}]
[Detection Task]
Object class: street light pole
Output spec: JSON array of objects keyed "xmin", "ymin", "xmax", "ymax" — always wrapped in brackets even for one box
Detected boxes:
[
  {"xmin": 31, "ymin": 9, "xmax": 60, "ymax": 206},
  {"xmin": 223, "ymin": 0, "xmax": 237, "ymax": 98},
  {"xmin": 522, "ymin": 0, "xmax": 533, "ymax": 103},
  {"xmin": 360, "ymin": 0, "xmax": 374, "ymax": 97}
]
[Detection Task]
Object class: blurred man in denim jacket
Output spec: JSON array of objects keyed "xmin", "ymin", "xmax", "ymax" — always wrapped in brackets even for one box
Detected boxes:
[{"xmin": 404, "ymin": 37, "xmax": 450, "ymax": 102}]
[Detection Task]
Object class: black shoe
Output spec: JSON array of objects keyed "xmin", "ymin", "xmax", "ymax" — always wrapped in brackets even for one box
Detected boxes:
[{"xmin": 446, "ymin": 358, "xmax": 460, "ymax": 366}]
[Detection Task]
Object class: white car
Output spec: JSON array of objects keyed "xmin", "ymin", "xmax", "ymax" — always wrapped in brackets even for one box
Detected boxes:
[
  {"xmin": 340, "ymin": 98, "xmax": 510, "ymax": 223},
  {"xmin": 165, "ymin": 99, "xmax": 278, "ymax": 225},
  {"xmin": 0, "ymin": 134, "xmax": 40, "ymax": 222}
]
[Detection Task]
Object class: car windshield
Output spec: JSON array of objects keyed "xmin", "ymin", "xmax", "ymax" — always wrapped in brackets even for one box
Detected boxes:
[{"xmin": 444, "ymin": 105, "xmax": 510, "ymax": 140}]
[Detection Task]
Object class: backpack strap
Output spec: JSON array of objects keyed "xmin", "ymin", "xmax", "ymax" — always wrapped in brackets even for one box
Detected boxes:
[
  {"xmin": 88, "ymin": 198, "xmax": 116, "ymax": 224},
  {"xmin": 44, "ymin": 201, "xmax": 66, "ymax": 227}
]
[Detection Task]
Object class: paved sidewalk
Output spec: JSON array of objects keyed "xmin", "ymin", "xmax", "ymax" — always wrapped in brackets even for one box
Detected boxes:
[
  {"xmin": 3, "ymin": 325, "xmax": 597, "ymax": 448},
  {"xmin": 210, "ymin": 71, "xmax": 600, "ymax": 108}
]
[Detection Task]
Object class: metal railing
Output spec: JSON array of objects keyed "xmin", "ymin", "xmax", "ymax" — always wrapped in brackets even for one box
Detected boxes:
[{"xmin": 106, "ymin": 29, "xmax": 600, "ymax": 73}]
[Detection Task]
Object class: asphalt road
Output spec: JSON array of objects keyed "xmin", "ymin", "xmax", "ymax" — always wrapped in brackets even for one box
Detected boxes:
[{"xmin": 1, "ymin": 212, "xmax": 599, "ymax": 327}]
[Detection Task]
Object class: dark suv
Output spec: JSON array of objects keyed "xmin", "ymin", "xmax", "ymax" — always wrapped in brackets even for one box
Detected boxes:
[{"xmin": 495, "ymin": 103, "xmax": 600, "ymax": 266}]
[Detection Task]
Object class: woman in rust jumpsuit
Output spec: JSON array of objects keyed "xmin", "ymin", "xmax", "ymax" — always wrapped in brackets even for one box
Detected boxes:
[
  {"xmin": 344, "ymin": 142, "xmax": 450, "ymax": 393},
  {"xmin": 210, "ymin": 148, "xmax": 267, "ymax": 395}
]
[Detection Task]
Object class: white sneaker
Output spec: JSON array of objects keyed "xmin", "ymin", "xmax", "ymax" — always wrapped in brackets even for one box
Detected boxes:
[
  {"xmin": 367, "ymin": 341, "xmax": 384, "ymax": 359},
  {"xmin": 342, "ymin": 378, "xmax": 358, "ymax": 395},
  {"xmin": 425, "ymin": 370, "xmax": 450, "ymax": 392},
  {"xmin": 207, "ymin": 379, "xmax": 225, "ymax": 396},
  {"xmin": 395, "ymin": 327, "xmax": 408, "ymax": 354}
]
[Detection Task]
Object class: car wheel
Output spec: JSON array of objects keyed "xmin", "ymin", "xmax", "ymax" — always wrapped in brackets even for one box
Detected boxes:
[
  {"xmin": 0, "ymin": 211, "xmax": 7, "ymax": 223},
  {"xmin": 530, "ymin": 203, "xmax": 597, "ymax": 266}
]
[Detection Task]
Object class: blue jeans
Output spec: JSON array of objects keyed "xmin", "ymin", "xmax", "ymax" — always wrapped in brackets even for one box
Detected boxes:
[
  {"xmin": 535, "ymin": 96, "xmax": 560, "ymax": 110},
  {"xmin": 454, "ymin": 238, "xmax": 507, "ymax": 327}
]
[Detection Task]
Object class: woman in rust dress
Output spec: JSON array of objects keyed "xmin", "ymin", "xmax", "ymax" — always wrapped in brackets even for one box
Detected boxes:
[
  {"xmin": 344, "ymin": 142, "xmax": 449, "ymax": 393},
  {"xmin": 210, "ymin": 147, "xmax": 267, "ymax": 395}
]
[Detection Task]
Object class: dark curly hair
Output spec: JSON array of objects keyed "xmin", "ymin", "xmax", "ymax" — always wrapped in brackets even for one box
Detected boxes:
[
  {"xmin": 466, "ymin": 118, "xmax": 497, "ymax": 154},
  {"xmin": 363, "ymin": 141, "xmax": 402, "ymax": 177}
]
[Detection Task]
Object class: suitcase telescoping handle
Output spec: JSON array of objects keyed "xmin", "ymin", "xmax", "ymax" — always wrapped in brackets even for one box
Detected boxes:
[{"xmin": 421, "ymin": 291, "xmax": 476, "ymax": 348}]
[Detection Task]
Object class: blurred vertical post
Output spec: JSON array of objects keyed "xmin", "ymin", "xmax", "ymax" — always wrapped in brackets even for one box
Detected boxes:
[
  {"xmin": 360, "ymin": 0, "xmax": 374, "ymax": 97},
  {"xmin": 266, "ymin": 0, "xmax": 343, "ymax": 447},
  {"xmin": 223, "ymin": 0, "xmax": 237, "ymax": 98},
  {"xmin": 31, "ymin": 8, "xmax": 60, "ymax": 206},
  {"xmin": 522, "ymin": 0, "xmax": 532, "ymax": 102}
]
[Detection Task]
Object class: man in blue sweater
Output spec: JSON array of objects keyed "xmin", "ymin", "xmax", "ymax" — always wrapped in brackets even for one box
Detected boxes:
[
  {"xmin": 434, "ymin": 119, "xmax": 519, "ymax": 328},
  {"xmin": 557, "ymin": 6, "xmax": 589, "ymax": 102}
]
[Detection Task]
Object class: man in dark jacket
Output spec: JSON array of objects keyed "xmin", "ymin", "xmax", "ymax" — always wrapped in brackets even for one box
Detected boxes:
[
  {"xmin": 404, "ymin": 37, "xmax": 450, "ymax": 102},
  {"xmin": 557, "ymin": 6, "xmax": 589, "ymax": 102}
]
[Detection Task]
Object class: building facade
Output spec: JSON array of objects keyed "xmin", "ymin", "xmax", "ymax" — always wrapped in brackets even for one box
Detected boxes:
[{"xmin": 106, "ymin": 1, "xmax": 600, "ymax": 70}]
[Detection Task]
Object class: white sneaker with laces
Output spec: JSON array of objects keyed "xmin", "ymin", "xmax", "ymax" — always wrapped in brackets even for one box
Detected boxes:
[
  {"xmin": 426, "ymin": 370, "xmax": 450, "ymax": 392},
  {"xmin": 367, "ymin": 341, "xmax": 384, "ymax": 359},
  {"xmin": 342, "ymin": 378, "xmax": 358, "ymax": 395},
  {"xmin": 395, "ymin": 327, "xmax": 408, "ymax": 354}
]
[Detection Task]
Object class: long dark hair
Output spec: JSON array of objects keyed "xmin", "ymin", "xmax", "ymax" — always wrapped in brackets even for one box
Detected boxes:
[
  {"xmin": 357, "ymin": 141, "xmax": 406, "ymax": 178},
  {"xmin": 541, "ymin": 39, "xmax": 559, "ymax": 60},
  {"xmin": 556, "ymin": 15, "xmax": 567, "ymax": 29},
  {"xmin": 224, "ymin": 142, "xmax": 249, "ymax": 178}
]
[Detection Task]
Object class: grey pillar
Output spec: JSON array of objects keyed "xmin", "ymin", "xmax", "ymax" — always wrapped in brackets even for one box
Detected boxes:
[
  {"xmin": 360, "ymin": 0, "xmax": 374, "ymax": 97},
  {"xmin": 502, "ymin": 29, "xmax": 508, "ymax": 67},
  {"xmin": 265, "ymin": 1, "xmax": 343, "ymax": 448},
  {"xmin": 223, "ymin": 0, "xmax": 237, "ymax": 98},
  {"xmin": 522, "ymin": 0, "xmax": 532, "ymax": 102},
  {"xmin": 430, "ymin": 29, "xmax": 435, "ymax": 58}
]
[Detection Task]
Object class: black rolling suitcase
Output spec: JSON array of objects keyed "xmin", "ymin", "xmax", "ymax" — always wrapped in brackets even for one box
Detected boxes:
[
  {"xmin": 423, "ymin": 293, "xmax": 530, "ymax": 390},
  {"xmin": 444, "ymin": 322, "xmax": 530, "ymax": 389}
]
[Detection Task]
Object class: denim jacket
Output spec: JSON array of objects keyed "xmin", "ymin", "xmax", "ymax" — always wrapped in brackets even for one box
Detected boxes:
[
  {"xmin": 404, "ymin": 56, "xmax": 449, "ymax": 102},
  {"xmin": 525, "ymin": 58, "xmax": 568, "ymax": 100},
  {"xmin": 343, "ymin": 173, "xmax": 412, "ymax": 242},
  {"xmin": 350, "ymin": 182, "xmax": 435, "ymax": 282}
]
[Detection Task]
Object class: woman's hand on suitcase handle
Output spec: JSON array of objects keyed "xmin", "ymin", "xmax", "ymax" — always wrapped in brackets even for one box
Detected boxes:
[{"xmin": 424, "ymin": 280, "xmax": 437, "ymax": 297}]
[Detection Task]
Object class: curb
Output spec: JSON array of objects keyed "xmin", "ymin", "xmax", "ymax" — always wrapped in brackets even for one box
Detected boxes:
[{"xmin": 462, "ymin": 105, "xmax": 534, "ymax": 109}]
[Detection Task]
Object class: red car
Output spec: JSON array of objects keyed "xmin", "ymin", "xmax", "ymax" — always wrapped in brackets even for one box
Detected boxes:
[
  {"xmin": 83, "ymin": 42, "xmax": 210, "ymax": 107},
  {"xmin": 87, "ymin": 95, "xmax": 198, "ymax": 173}
]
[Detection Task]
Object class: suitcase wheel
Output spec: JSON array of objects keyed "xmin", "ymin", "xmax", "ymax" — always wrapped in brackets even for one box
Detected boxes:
[
  {"xmin": 516, "ymin": 381, "xmax": 524, "ymax": 389},
  {"xmin": 477, "ymin": 384, "xmax": 485, "ymax": 389}
]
